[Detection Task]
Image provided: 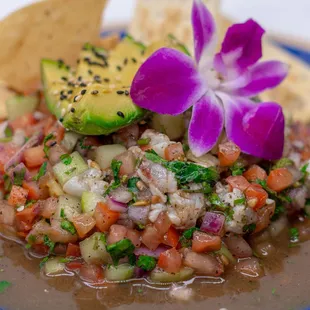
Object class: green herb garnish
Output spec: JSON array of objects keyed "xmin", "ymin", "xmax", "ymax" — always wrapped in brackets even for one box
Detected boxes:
[
  {"xmin": 64, "ymin": 167, "xmax": 77, "ymax": 175},
  {"xmin": 59, "ymin": 258, "xmax": 72, "ymax": 263},
  {"xmin": 136, "ymin": 255, "xmax": 157, "ymax": 271},
  {"xmin": 79, "ymin": 137, "xmax": 92, "ymax": 150},
  {"xmin": 234, "ymin": 197, "xmax": 246, "ymax": 205},
  {"xmin": 61, "ymin": 220, "xmax": 76, "ymax": 235},
  {"xmin": 3, "ymin": 174, "xmax": 11, "ymax": 192},
  {"xmin": 127, "ymin": 177, "xmax": 140, "ymax": 193},
  {"xmin": 13, "ymin": 168, "xmax": 26, "ymax": 186},
  {"xmin": 300, "ymin": 163, "xmax": 309, "ymax": 184},
  {"xmin": 39, "ymin": 257, "xmax": 49, "ymax": 269},
  {"xmin": 33, "ymin": 162, "xmax": 47, "ymax": 181},
  {"xmin": 106, "ymin": 238, "xmax": 135, "ymax": 265},
  {"xmin": 43, "ymin": 235, "xmax": 55, "ymax": 253},
  {"xmin": 243, "ymin": 223, "xmax": 256, "ymax": 234},
  {"xmin": 4, "ymin": 126, "xmax": 13, "ymax": 138},
  {"xmin": 272, "ymin": 158, "xmax": 294, "ymax": 170},
  {"xmin": 43, "ymin": 133, "xmax": 55, "ymax": 156},
  {"xmin": 289, "ymin": 227, "xmax": 299, "ymax": 243},
  {"xmin": 230, "ymin": 162, "xmax": 245, "ymax": 176},
  {"xmin": 145, "ymin": 149, "xmax": 218, "ymax": 185},
  {"xmin": 224, "ymin": 208, "xmax": 235, "ymax": 221},
  {"xmin": 60, "ymin": 154, "xmax": 72, "ymax": 165},
  {"xmin": 137, "ymin": 138, "xmax": 151, "ymax": 146},
  {"xmin": 111, "ymin": 159, "xmax": 122, "ymax": 183},
  {"xmin": 179, "ymin": 227, "xmax": 199, "ymax": 247},
  {"xmin": 0, "ymin": 280, "xmax": 11, "ymax": 293},
  {"xmin": 60, "ymin": 208, "xmax": 66, "ymax": 219},
  {"xmin": 272, "ymin": 204, "xmax": 285, "ymax": 221},
  {"xmin": 99, "ymin": 233, "xmax": 107, "ymax": 245}
]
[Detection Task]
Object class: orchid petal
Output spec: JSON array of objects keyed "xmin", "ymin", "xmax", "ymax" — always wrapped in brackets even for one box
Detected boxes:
[
  {"xmin": 222, "ymin": 61, "xmax": 289, "ymax": 97},
  {"xmin": 192, "ymin": 0, "xmax": 217, "ymax": 65},
  {"xmin": 220, "ymin": 93, "xmax": 284, "ymax": 160},
  {"xmin": 214, "ymin": 19, "xmax": 265, "ymax": 78},
  {"xmin": 188, "ymin": 92, "xmax": 224, "ymax": 157},
  {"xmin": 130, "ymin": 48, "xmax": 206, "ymax": 115}
]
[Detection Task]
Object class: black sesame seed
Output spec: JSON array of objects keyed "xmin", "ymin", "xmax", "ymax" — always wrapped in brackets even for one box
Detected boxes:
[
  {"xmin": 58, "ymin": 58, "xmax": 64, "ymax": 64},
  {"xmin": 117, "ymin": 111, "xmax": 125, "ymax": 118},
  {"xmin": 88, "ymin": 69, "xmax": 93, "ymax": 75},
  {"xmin": 123, "ymin": 58, "xmax": 128, "ymax": 65},
  {"xmin": 116, "ymin": 90, "xmax": 125, "ymax": 95},
  {"xmin": 141, "ymin": 50, "xmax": 145, "ymax": 56},
  {"xmin": 68, "ymin": 82, "xmax": 75, "ymax": 87},
  {"xmin": 103, "ymin": 78, "xmax": 110, "ymax": 83},
  {"xmin": 60, "ymin": 95, "xmax": 67, "ymax": 101},
  {"xmin": 66, "ymin": 65, "xmax": 70, "ymax": 70},
  {"xmin": 125, "ymin": 90, "xmax": 129, "ymax": 96},
  {"xmin": 68, "ymin": 90, "xmax": 73, "ymax": 94},
  {"xmin": 84, "ymin": 57, "xmax": 90, "ymax": 62},
  {"xmin": 60, "ymin": 90, "xmax": 65, "ymax": 95},
  {"xmin": 116, "ymin": 66, "xmax": 122, "ymax": 71},
  {"xmin": 94, "ymin": 75, "xmax": 102, "ymax": 82},
  {"xmin": 71, "ymin": 108, "xmax": 76, "ymax": 113},
  {"xmin": 50, "ymin": 141, "xmax": 57, "ymax": 147},
  {"xmin": 77, "ymin": 59, "xmax": 80, "ymax": 64},
  {"xmin": 131, "ymin": 57, "xmax": 137, "ymax": 63},
  {"xmin": 61, "ymin": 76, "xmax": 68, "ymax": 81},
  {"xmin": 73, "ymin": 96, "xmax": 79, "ymax": 102},
  {"xmin": 91, "ymin": 90, "xmax": 99, "ymax": 95},
  {"xmin": 59, "ymin": 118, "xmax": 64, "ymax": 123},
  {"xmin": 79, "ymin": 83, "xmax": 87, "ymax": 87},
  {"xmin": 81, "ymin": 89, "xmax": 87, "ymax": 95},
  {"xmin": 77, "ymin": 76, "xmax": 83, "ymax": 81}
]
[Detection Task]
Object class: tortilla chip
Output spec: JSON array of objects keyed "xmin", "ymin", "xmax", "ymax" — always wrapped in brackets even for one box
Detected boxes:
[
  {"xmin": 0, "ymin": 0, "xmax": 107, "ymax": 93},
  {"xmin": 0, "ymin": 81, "xmax": 14, "ymax": 120}
]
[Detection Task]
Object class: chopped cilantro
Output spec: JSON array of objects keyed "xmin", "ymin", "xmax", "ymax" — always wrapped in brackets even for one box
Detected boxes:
[
  {"xmin": 39, "ymin": 257, "xmax": 49, "ymax": 269},
  {"xmin": 300, "ymin": 163, "xmax": 309, "ymax": 184},
  {"xmin": 13, "ymin": 168, "xmax": 26, "ymax": 186},
  {"xmin": 137, "ymin": 138, "xmax": 151, "ymax": 146},
  {"xmin": 243, "ymin": 223, "xmax": 256, "ymax": 234},
  {"xmin": 99, "ymin": 233, "xmax": 107, "ymax": 245},
  {"xmin": 271, "ymin": 204, "xmax": 285, "ymax": 221},
  {"xmin": 183, "ymin": 144, "xmax": 190, "ymax": 152},
  {"xmin": 145, "ymin": 149, "xmax": 218, "ymax": 185},
  {"xmin": 59, "ymin": 257, "xmax": 72, "ymax": 263},
  {"xmin": 33, "ymin": 162, "xmax": 47, "ymax": 181},
  {"xmin": 60, "ymin": 154, "xmax": 72, "ymax": 165},
  {"xmin": 127, "ymin": 177, "xmax": 140, "ymax": 193},
  {"xmin": 137, "ymin": 255, "xmax": 157, "ymax": 271},
  {"xmin": 28, "ymin": 235, "xmax": 36, "ymax": 243},
  {"xmin": 25, "ymin": 200, "xmax": 37, "ymax": 208},
  {"xmin": 230, "ymin": 162, "xmax": 245, "ymax": 176},
  {"xmin": 60, "ymin": 208, "xmax": 66, "ymax": 219},
  {"xmin": 64, "ymin": 167, "xmax": 77, "ymax": 175},
  {"xmin": 106, "ymin": 238, "xmax": 135, "ymax": 265},
  {"xmin": 43, "ymin": 235, "xmax": 55, "ymax": 253},
  {"xmin": 128, "ymin": 253, "xmax": 136, "ymax": 266},
  {"xmin": 61, "ymin": 220, "xmax": 76, "ymax": 235},
  {"xmin": 289, "ymin": 227, "xmax": 299, "ymax": 243},
  {"xmin": 25, "ymin": 243, "xmax": 32, "ymax": 249},
  {"xmin": 3, "ymin": 174, "xmax": 11, "ymax": 192},
  {"xmin": 179, "ymin": 227, "xmax": 198, "ymax": 247},
  {"xmin": 234, "ymin": 197, "xmax": 246, "ymax": 205},
  {"xmin": 43, "ymin": 133, "xmax": 55, "ymax": 156},
  {"xmin": 224, "ymin": 208, "xmax": 235, "ymax": 221},
  {"xmin": 136, "ymin": 223, "xmax": 145, "ymax": 230},
  {"xmin": 0, "ymin": 280, "xmax": 11, "ymax": 293},
  {"xmin": 272, "ymin": 158, "xmax": 294, "ymax": 170},
  {"xmin": 111, "ymin": 159, "xmax": 122, "ymax": 183},
  {"xmin": 271, "ymin": 288, "xmax": 276, "ymax": 295},
  {"xmin": 4, "ymin": 126, "xmax": 13, "ymax": 138},
  {"xmin": 79, "ymin": 137, "xmax": 92, "ymax": 150},
  {"xmin": 104, "ymin": 181, "xmax": 121, "ymax": 196}
]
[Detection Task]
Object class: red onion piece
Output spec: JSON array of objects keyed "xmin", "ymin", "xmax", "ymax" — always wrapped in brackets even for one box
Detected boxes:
[
  {"xmin": 4, "ymin": 132, "xmax": 43, "ymax": 171},
  {"xmin": 128, "ymin": 205, "xmax": 150, "ymax": 225},
  {"xmin": 200, "ymin": 212, "xmax": 225, "ymax": 235},
  {"xmin": 134, "ymin": 245, "xmax": 169, "ymax": 258},
  {"xmin": 223, "ymin": 234, "xmax": 253, "ymax": 258},
  {"xmin": 134, "ymin": 266, "xmax": 148, "ymax": 278},
  {"xmin": 288, "ymin": 186, "xmax": 307, "ymax": 211},
  {"xmin": 107, "ymin": 197, "xmax": 127, "ymax": 213}
]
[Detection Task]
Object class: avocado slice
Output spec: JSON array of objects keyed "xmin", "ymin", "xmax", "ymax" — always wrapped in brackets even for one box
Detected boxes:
[{"xmin": 62, "ymin": 84, "xmax": 144, "ymax": 135}]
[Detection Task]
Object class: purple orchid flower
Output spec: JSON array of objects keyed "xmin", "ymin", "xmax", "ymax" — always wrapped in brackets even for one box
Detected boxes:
[{"xmin": 130, "ymin": 0, "xmax": 288, "ymax": 160}]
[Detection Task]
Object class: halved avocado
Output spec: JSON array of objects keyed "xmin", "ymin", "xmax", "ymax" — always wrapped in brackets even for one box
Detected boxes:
[{"xmin": 62, "ymin": 84, "xmax": 144, "ymax": 135}]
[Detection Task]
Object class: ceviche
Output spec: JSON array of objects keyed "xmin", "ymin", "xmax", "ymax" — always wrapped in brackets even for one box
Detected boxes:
[{"xmin": 0, "ymin": 0, "xmax": 308, "ymax": 298}]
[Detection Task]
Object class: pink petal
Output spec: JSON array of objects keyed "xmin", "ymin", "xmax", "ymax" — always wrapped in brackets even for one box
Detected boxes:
[
  {"xmin": 223, "ymin": 61, "xmax": 288, "ymax": 97},
  {"xmin": 214, "ymin": 19, "xmax": 265, "ymax": 78},
  {"xmin": 130, "ymin": 48, "xmax": 206, "ymax": 115},
  {"xmin": 188, "ymin": 92, "xmax": 224, "ymax": 157},
  {"xmin": 220, "ymin": 93, "xmax": 284, "ymax": 160},
  {"xmin": 192, "ymin": 0, "xmax": 217, "ymax": 64}
]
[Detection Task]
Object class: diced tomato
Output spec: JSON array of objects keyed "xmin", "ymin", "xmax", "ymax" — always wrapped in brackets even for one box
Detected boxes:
[
  {"xmin": 267, "ymin": 168, "xmax": 294, "ymax": 192},
  {"xmin": 218, "ymin": 141, "xmax": 241, "ymax": 167},
  {"xmin": 15, "ymin": 205, "xmax": 38, "ymax": 232},
  {"xmin": 16, "ymin": 231, "xmax": 28, "ymax": 239},
  {"xmin": 245, "ymin": 184, "xmax": 268, "ymax": 210},
  {"xmin": 79, "ymin": 264, "xmax": 104, "ymax": 283},
  {"xmin": 22, "ymin": 181, "xmax": 49, "ymax": 200},
  {"xmin": 94, "ymin": 202, "xmax": 120, "ymax": 232},
  {"xmin": 163, "ymin": 226, "xmax": 180, "ymax": 248},
  {"xmin": 66, "ymin": 243, "xmax": 81, "ymax": 257},
  {"xmin": 66, "ymin": 261, "xmax": 84, "ymax": 270},
  {"xmin": 23, "ymin": 146, "xmax": 45, "ymax": 168},
  {"xmin": 72, "ymin": 214, "xmax": 96, "ymax": 238},
  {"xmin": 140, "ymin": 144, "xmax": 152, "ymax": 152},
  {"xmin": 107, "ymin": 224, "xmax": 127, "ymax": 244},
  {"xmin": 192, "ymin": 231, "xmax": 221, "ymax": 253},
  {"xmin": 255, "ymin": 201, "xmax": 276, "ymax": 233},
  {"xmin": 154, "ymin": 212, "xmax": 171, "ymax": 236},
  {"xmin": 10, "ymin": 113, "xmax": 36, "ymax": 131},
  {"xmin": 8, "ymin": 185, "xmax": 28, "ymax": 207},
  {"xmin": 157, "ymin": 248, "xmax": 182, "ymax": 273},
  {"xmin": 54, "ymin": 243, "xmax": 67, "ymax": 255},
  {"xmin": 141, "ymin": 225, "xmax": 162, "ymax": 250},
  {"xmin": 126, "ymin": 228, "xmax": 141, "ymax": 247},
  {"xmin": 243, "ymin": 165, "xmax": 267, "ymax": 182},
  {"xmin": 32, "ymin": 244, "xmax": 49, "ymax": 255},
  {"xmin": 40, "ymin": 197, "xmax": 58, "ymax": 218},
  {"xmin": 0, "ymin": 143, "xmax": 19, "ymax": 173},
  {"xmin": 114, "ymin": 151, "xmax": 135, "ymax": 176},
  {"xmin": 226, "ymin": 175, "xmax": 250, "ymax": 192},
  {"xmin": 164, "ymin": 143, "xmax": 184, "ymax": 161}
]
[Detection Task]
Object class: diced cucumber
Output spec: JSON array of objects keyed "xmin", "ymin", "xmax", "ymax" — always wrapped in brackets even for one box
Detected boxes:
[
  {"xmin": 81, "ymin": 191, "xmax": 105, "ymax": 215},
  {"xmin": 93, "ymin": 145, "xmax": 126, "ymax": 170},
  {"xmin": 61, "ymin": 131, "xmax": 82, "ymax": 152},
  {"xmin": 53, "ymin": 151, "xmax": 88, "ymax": 185},
  {"xmin": 54, "ymin": 195, "xmax": 81, "ymax": 221},
  {"xmin": 6, "ymin": 95, "xmax": 38, "ymax": 121},
  {"xmin": 80, "ymin": 232, "xmax": 110, "ymax": 265},
  {"xmin": 105, "ymin": 264, "xmax": 134, "ymax": 281},
  {"xmin": 216, "ymin": 244, "xmax": 236, "ymax": 265},
  {"xmin": 44, "ymin": 257, "xmax": 65, "ymax": 275},
  {"xmin": 150, "ymin": 267, "xmax": 194, "ymax": 283}
]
